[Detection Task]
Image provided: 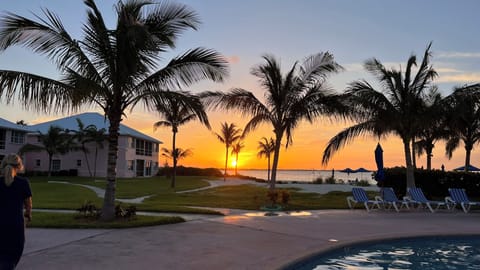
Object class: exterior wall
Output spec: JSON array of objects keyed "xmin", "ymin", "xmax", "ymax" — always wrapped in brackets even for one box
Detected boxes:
[
  {"xmin": 24, "ymin": 134, "xmax": 159, "ymax": 178},
  {"xmin": 0, "ymin": 129, "xmax": 27, "ymax": 161}
]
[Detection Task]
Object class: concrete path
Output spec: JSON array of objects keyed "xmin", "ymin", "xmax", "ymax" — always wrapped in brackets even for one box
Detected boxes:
[{"xmin": 18, "ymin": 209, "xmax": 480, "ymax": 270}]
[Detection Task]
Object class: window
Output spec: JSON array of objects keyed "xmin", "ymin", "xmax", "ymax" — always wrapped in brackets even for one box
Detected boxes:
[
  {"xmin": 127, "ymin": 160, "xmax": 134, "ymax": 171},
  {"xmin": 0, "ymin": 129, "xmax": 5, "ymax": 149},
  {"xmin": 35, "ymin": 159, "xmax": 41, "ymax": 167},
  {"xmin": 52, "ymin": 159, "xmax": 61, "ymax": 171},
  {"xmin": 130, "ymin": 137, "xmax": 135, "ymax": 148},
  {"xmin": 135, "ymin": 139, "xmax": 153, "ymax": 156},
  {"xmin": 10, "ymin": 131, "xmax": 25, "ymax": 144},
  {"xmin": 145, "ymin": 160, "xmax": 152, "ymax": 176},
  {"xmin": 76, "ymin": 160, "xmax": 82, "ymax": 167}
]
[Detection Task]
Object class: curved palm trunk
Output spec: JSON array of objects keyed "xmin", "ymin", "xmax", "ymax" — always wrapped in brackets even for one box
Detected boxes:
[
  {"xmin": 171, "ymin": 131, "xmax": 177, "ymax": 188},
  {"xmin": 101, "ymin": 115, "xmax": 121, "ymax": 221},
  {"xmin": 223, "ymin": 145, "xmax": 228, "ymax": 181},
  {"xmin": 403, "ymin": 138, "xmax": 416, "ymax": 192},
  {"xmin": 270, "ymin": 133, "xmax": 283, "ymax": 191}
]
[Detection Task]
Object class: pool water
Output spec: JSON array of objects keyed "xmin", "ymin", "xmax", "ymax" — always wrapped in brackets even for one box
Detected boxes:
[{"xmin": 288, "ymin": 236, "xmax": 480, "ymax": 270}]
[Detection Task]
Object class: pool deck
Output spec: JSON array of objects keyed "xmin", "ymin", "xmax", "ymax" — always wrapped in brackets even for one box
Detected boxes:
[{"xmin": 18, "ymin": 209, "xmax": 480, "ymax": 270}]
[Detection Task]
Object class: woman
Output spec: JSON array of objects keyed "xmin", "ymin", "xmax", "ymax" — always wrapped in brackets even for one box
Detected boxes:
[{"xmin": 0, "ymin": 154, "xmax": 32, "ymax": 270}]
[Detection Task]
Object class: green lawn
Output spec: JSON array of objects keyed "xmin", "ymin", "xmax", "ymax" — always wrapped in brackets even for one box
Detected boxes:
[
  {"xmin": 30, "ymin": 212, "xmax": 185, "ymax": 228},
  {"xmin": 27, "ymin": 175, "xmax": 375, "ymax": 228}
]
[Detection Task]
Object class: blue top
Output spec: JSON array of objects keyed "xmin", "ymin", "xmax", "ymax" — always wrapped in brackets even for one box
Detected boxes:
[{"xmin": 0, "ymin": 176, "xmax": 32, "ymax": 227}]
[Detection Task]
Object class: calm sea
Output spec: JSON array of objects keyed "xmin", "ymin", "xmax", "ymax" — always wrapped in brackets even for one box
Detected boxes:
[{"xmin": 227, "ymin": 169, "xmax": 376, "ymax": 184}]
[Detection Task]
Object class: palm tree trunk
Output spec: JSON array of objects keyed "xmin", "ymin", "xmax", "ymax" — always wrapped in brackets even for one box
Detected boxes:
[
  {"xmin": 465, "ymin": 144, "xmax": 472, "ymax": 172},
  {"xmin": 48, "ymin": 154, "xmax": 52, "ymax": 178},
  {"xmin": 270, "ymin": 133, "xmax": 283, "ymax": 191},
  {"xmin": 267, "ymin": 155, "xmax": 271, "ymax": 183},
  {"xmin": 83, "ymin": 144, "xmax": 93, "ymax": 177},
  {"xmin": 93, "ymin": 147, "xmax": 98, "ymax": 179},
  {"xmin": 224, "ymin": 145, "xmax": 228, "ymax": 181},
  {"xmin": 411, "ymin": 139, "xmax": 417, "ymax": 169},
  {"xmin": 403, "ymin": 138, "xmax": 416, "ymax": 192},
  {"xmin": 235, "ymin": 153, "xmax": 238, "ymax": 176},
  {"xmin": 101, "ymin": 114, "xmax": 121, "ymax": 221},
  {"xmin": 426, "ymin": 146, "xmax": 433, "ymax": 171},
  {"xmin": 171, "ymin": 131, "xmax": 177, "ymax": 189}
]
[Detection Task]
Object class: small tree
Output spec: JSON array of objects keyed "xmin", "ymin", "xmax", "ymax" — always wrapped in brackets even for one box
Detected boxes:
[
  {"xmin": 214, "ymin": 122, "xmax": 242, "ymax": 181},
  {"xmin": 19, "ymin": 126, "xmax": 76, "ymax": 177},
  {"xmin": 257, "ymin": 137, "xmax": 275, "ymax": 182},
  {"xmin": 231, "ymin": 141, "xmax": 244, "ymax": 176}
]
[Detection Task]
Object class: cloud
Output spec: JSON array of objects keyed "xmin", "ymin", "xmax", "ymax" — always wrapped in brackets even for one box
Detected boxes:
[
  {"xmin": 436, "ymin": 73, "xmax": 480, "ymax": 83},
  {"xmin": 226, "ymin": 55, "xmax": 240, "ymax": 64},
  {"xmin": 436, "ymin": 51, "xmax": 480, "ymax": 59}
]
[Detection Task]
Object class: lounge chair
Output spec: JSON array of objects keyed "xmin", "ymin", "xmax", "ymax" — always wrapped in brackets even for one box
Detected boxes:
[
  {"xmin": 375, "ymin": 187, "xmax": 409, "ymax": 212},
  {"xmin": 407, "ymin": 187, "xmax": 446, "ymax": 213},
  {"xmin": 347, "ymin": 187, "xmax": 381, "ymax": 212},
  {"xmin": 445, "ymin": 188, "xmax": 480, "ymax": 213}
]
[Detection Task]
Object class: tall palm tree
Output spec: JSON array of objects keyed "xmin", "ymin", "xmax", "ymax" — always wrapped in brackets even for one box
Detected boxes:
[
  {"xmin": 231, "ymin": 141, "xmax": 244, "ymax": 176},
  {"xmin": 19, "ymin": 125, "xmax": 76, "ymax": 177},
  {"xmin": 214, "ymin": 122, "xmax": 242, "ymax": 181},
  {"xmin": 0, "ymin": 0, "xmax": 228, "ymax": 220},
  {"xmin": 257, "ymin": 137, "xmax": 275, "ymax": 182},
  {"xmin": 204, "ymin": 53, "xmax": 344, "ymax": 190},
  {"xmin": 322, "ymin": 43, "xmax": 437, "ymax": 190},
  {"xmin": 444, "ymin": 84, "xmax": 480, "ymax": 172},
  {"xmin": 153, "ymin": 92, "xmax": 209, "ymax": 188}
]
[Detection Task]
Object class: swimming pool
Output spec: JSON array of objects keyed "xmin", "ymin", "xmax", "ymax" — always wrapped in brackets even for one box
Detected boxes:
[{"xmin": 285, "ymin": 236, "xmax": 480, "ymax": 270}]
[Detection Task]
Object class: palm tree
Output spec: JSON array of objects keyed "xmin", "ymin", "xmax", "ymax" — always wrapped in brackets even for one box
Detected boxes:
[
  {"xmin": 153, "ymin": 92, "xmax": 209, "ymax": 188},
  {"xmin": 73, "ymin": 119, "xmax": 106, "ymax": 179},
  {"xmin": 214, "ymin": 122, "xmax": 242, "ymax": 181},
  {"xmin": 322, "ymin": 43, "xmax": 437, "ymax": 190},
  {"xmin": 444, "ymin": 84, "xmax": 480, "ymax": 172},
  {"xmin": 231, "ymin": 141, "xmax": 244, "ymax": 176},
  {"xmin": 19, "ymin": 125, "xmax": 76, "ymax": 177},
  {"xmin": 161, "ymin": 147, "xmax": 192, "ymax": 168},
  {"xmin": 0, "ymin": 0, "xmax": 228, "ymax": 220},
  {"xmin": 413, "ymin": 88, "xmax": 449, "ymax": 170},
  {"xmin": 257, "ymin": 137, "xmax": 275, "ymax": 182},
  {"xmin": 203, "ymin": 53, "xmax": 344, "ymax": 190}
]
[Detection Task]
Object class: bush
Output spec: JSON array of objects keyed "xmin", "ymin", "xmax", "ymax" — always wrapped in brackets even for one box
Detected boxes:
[
  {"xmin": 313, "ymin": 177, "xmax": 323, "ymax": 184},
  {"xmin": 157, "ymin": 166, "xmax": 222, "ymax": 177},
  {"xmin": 381, "ymin": 167, "xmax": 480, "ymax": 198},
  {"xmin": 325, "ymin": 177, "xmax": 336, "ymax": 184}
]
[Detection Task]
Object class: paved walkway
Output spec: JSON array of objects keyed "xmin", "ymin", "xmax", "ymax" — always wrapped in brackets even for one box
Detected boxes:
[{"xmin": 18, "ymin": 209, "xmax": 480, "ymax": 270}]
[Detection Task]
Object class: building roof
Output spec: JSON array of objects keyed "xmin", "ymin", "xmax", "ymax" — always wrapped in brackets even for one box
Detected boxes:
[
  {"xmin": 0, "ymin": 117, "xmax": 31, "ymax": 132},
  {"xmin": 27, "ymin": 112, "xmax": 162, "ymax": 144}
]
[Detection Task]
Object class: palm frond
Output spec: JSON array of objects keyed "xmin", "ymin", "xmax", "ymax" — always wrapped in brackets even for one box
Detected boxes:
[{"xmin": 322, "ymin": 120, "xmax": 383, "ymax": 165}]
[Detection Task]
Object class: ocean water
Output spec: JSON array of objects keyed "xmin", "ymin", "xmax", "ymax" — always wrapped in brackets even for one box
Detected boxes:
[{"xmin": 227, "ymin": 169, "xmax": 376, "ymax": 184}]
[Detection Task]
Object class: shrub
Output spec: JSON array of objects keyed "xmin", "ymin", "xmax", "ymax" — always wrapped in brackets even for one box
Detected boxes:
[
  {"xmin": 381, "ymin": 167, "xmax": 480, "ymax": 198},
  {"xmin": 266, "ymin": 190, "xmax": 279, "ymax": 206},
  {"xmin": 77, "ymin": 201, "xmax": 100, "ymax": 218},
  {"xmin": 313, "ymin": 177, "xmax": 323, "ymax": 184},
  {"xmin": 280, "ymin": 190, "xmax": 291, "ymax": 205},
  {"xmin": 157, "ymin": 166, "xmax": 222, "ymax": 177},
  {"xmin": 325, "ymin": 177, "xmax": 336, "ymax": 184}
]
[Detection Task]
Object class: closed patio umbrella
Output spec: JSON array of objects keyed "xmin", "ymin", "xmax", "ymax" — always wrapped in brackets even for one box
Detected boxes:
[{"xmin": 374, "ymin": 143, "xmax": 385, "ymax": 183}]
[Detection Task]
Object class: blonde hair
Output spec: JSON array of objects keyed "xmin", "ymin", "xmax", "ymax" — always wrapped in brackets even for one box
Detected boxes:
[{"xmin": 1, "ymin": 154, "xmax": 24, "ymax": 186}]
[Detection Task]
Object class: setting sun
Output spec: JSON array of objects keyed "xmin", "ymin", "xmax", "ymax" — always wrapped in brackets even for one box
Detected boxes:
[{"xmin": 231, "ymin": 160, "xmax": 237, "ymax": 167}]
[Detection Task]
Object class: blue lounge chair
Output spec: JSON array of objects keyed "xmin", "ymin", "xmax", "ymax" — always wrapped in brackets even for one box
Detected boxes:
[
  {"xmin": 347, "ymin": 187, "xmax": 381, "ymax": 212},
  {"xmin": 375, "ymin": 187, "xmax": 409, "ymax": 212},
  {"xmin": 446, "ymin": 188, "xmax": 480, "ymax": 213},
  {"xmin": 407, "ymin": 187, "xmax": 446, "ymax": 213}
]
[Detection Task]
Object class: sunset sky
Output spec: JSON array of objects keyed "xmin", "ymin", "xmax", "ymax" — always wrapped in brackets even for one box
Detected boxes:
[{"xmin": 1, "ymin": 0, "xmax": 480, "ymax": 171}]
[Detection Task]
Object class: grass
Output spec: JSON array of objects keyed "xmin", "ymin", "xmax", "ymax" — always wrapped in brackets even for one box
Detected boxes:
[
  {"xmin": 27, "ymin": 175, "xmax": 376, "ymax": 227},
  {"xmin": 29, "ymin": 212, "xmax": 185, "ymax": 229}
]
